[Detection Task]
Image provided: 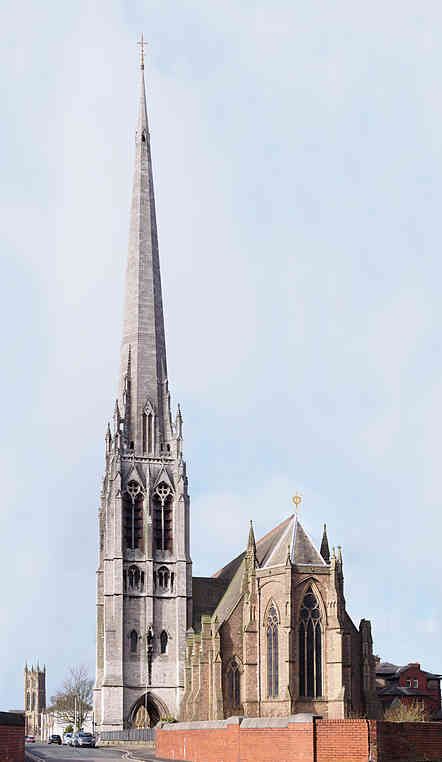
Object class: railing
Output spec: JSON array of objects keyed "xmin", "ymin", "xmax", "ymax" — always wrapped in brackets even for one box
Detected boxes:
[{"xmin": 99, "ymin": 727, "xmax": 156, "ymax": 743}]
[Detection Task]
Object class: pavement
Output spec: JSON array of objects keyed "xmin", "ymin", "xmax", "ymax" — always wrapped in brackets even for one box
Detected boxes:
[{"xmin": 25, "ymin": 743, "xmax": 173, "ymax": 762}]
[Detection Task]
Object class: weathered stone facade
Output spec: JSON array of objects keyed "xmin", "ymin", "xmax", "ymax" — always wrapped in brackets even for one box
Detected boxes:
[
  {"xmin": 93, "ymin": 56, "xmax": 192, "ymax": 731},
  {"xmin": 181, "ymin": 517, "xmax": 381, "ymax": 720}
]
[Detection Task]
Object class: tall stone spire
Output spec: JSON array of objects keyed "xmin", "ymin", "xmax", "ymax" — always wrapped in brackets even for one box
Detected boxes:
[
  {"xmin": 120, "ymin": 45, "xmax": 170, "ymax": 451},
  {"xmin": 95, "ymin": 41, "xmax": 192, "ymax": 732}
]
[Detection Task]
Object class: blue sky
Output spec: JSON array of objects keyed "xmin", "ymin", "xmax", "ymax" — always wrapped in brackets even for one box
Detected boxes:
[{"xmin": 1, "ymin": 0, "xmax": 442, "ymax": 708}]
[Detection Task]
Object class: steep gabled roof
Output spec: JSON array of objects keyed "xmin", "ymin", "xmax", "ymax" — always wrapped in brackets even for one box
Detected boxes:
[
  {"xmin": 204, "ymin": 514, "xmax": 327, "ymax": 629},
  {"xmin": 212, "ymin": 514, "xmax": 326, "ymax": 582},
  {"xmin": 212, "ymin": 559, "xmax": 246, "ymax": 628}
]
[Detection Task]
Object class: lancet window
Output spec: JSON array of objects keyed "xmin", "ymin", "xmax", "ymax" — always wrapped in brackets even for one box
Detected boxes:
[
  {"xmin": 228, "ymin": 659, "xmax": 241, "ymax": 707},
  {"xmin": 266, "ymin": 604, "xmax": 279, "ymax": 698},
  {"xmin": 130, "ymin": 630, "xmax": 138, "ymax": 653},
  {"xmin": 142, "ymin": 403, "xmax": 154, "ymax": 454},
  {"xmin": 299, "ymin": 587, "xmax": 323, "ymax": 698},
  {"xmin": 123, "ymin": 480, "xmax": 144, "ymax": 551},
  {"xmin": 153, "ymin": 482, "xmax": 173, "ymax": 552},
  {"xmin": 160, "ymin": 630, "xmax": 168, "ymax": 654},
  {"xmin": 26, "ymin": 692, "xmax": 30, "ymax": 711}
]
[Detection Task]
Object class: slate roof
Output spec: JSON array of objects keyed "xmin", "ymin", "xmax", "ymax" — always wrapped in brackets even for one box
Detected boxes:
[
  {"xmin": 378, "ymin": 686, "xmax": 430, "ymax": 698},
  {"xmin": 192, "ymin": 514, "xmax": 326, "ymax": 631},
  {"xmin": 192, "ymin": 577, "xmax": 230, "ymax": 631},
  {"xmin": 376, "ymin": 662, "xmax": 441, "ymax": 680},
  {"xmin": 213, "ymin": 514, "xmax": 326, "ymax": 578}
]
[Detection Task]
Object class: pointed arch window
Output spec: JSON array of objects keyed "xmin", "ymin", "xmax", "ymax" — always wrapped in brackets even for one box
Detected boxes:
[
  {"xmin": 154, "ymin": 482, "xmax": 173, "ymax": 552},
  {"xmin": 228, "ymin": 658, "xmax": 241, "ymax": 707},
  {"xmin": 160, "ymin": 630, "xmax": 168, "ymax": 654},
  {"xmin": 130, "ymin": 630, "xmax": 138, "ymax": 653},
  {"xmin": 26, "ymin": 692, "xmax": 30, "ymax": 711},
  {"xmin": 157, "ymin": 565, "xmax": 170, "ymax": 590},
  {"xmin": 123, "ymin": 481, "xmax": 144, "ymax": 551},
  {"xmin": 266, "ymin": 604, "xmax": 279, "ymax": 698},
  {"xmin": 142, "ymin": 403, "xmax": 154, "ymax": 454},
  {"xmin": 124, "ymin": 565, "xmax": 144, "ymax": 592},
  {"xmin": 299, "ymin": 587, "xmax": 322, "ymax": 698}
]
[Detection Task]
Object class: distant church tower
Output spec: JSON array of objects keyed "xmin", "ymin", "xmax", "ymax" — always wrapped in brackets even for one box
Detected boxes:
[
  {"xmin": 94, "ymin": 41, "xmax": 192, "ymax": 731},
  {"xmin": 24, "ymin": 663, "xmax": 46, "ymax": 736}
]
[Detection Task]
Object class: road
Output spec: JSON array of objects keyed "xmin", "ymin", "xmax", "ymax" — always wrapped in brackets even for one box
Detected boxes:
[{"xmin": 25, "ymin": 743, "xmax": 163, "ymax": 762}]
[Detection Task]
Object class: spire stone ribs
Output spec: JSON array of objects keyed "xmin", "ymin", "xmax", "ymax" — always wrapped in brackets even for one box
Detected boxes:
[{"xmin": 120, "ymin": 68, "xmax": 170, "ymax": 452}]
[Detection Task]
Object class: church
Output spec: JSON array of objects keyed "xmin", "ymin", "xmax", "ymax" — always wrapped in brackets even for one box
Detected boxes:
[{"xmin": 93, "ymin": 44, "xmax": 381, "ymax": 731}]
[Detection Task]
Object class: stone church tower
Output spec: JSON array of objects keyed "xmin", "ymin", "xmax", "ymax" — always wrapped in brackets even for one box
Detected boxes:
[
  {"xmin": 24, "ymin": 663, "xmax": 46, "ymax": 736},
  {"xmin": 94, "ymin": 47, "xmax": 192, "ymax": 731}
]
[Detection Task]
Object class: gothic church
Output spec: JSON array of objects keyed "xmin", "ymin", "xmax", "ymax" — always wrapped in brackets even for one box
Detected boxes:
[{"xmin": 94, "ymin": 48, "xmax": 381, "ymax": 731}]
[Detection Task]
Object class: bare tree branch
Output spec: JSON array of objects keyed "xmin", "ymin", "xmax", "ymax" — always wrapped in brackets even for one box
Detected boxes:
[{"xmin": 49, "ymin": 664, "xmax": 93, "ymax": 730}]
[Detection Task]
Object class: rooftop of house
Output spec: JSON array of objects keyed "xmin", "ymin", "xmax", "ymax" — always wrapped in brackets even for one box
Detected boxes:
[{"xmin": 375, "ymin": 662, "xmax": 441, "ymax": 681}]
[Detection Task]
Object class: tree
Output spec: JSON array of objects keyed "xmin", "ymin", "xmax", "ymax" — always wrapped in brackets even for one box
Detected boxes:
[
  {"xmin": 50, "ymin": 665, "xmax": 93, "ymax": 730},
  {"xmin": 384, "ymin": 698, "xmax": 429, "ymax": 722}
]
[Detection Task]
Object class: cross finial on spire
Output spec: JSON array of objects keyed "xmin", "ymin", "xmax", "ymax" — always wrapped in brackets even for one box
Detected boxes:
[{"xmin": 137, "ymin": 33, "xmax": 147, "ymax": 70}]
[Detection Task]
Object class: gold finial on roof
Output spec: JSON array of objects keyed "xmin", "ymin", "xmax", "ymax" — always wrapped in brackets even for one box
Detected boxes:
[
  {"xmin": 292, "ymin": 493, "xmax": 302, "ymax": 514},
  {"xmin": 137, "ymin": 33, "xmax": 147, "ymax": 70}
]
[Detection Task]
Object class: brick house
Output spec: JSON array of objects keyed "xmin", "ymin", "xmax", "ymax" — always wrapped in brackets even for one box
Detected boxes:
[{"xmin": 376, "ymin": 661, "xmax": 442, "ymax": 718}]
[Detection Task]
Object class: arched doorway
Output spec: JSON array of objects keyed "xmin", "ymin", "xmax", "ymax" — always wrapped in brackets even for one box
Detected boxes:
[{"xmin": 128, "ymin": 692, "xmax": 169, "ymax": 728}]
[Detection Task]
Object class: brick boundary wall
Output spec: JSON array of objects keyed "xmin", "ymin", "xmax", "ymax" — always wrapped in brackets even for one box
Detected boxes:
[
  {"xmin": 0, "ymin": 712, "xmax": 25, "ymax": 762},
  {"xmin": 156, "ymin": 716, "xmax": 442, "ymax": 762}
]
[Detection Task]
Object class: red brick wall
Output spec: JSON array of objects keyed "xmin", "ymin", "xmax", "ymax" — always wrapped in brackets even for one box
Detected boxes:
[
  {"xmin": 0, "ymin": 724, "xmax": 24, "ymax": 762},
  {"xmin": 239, "ymin": 724, "xmax": 313, "ymax": 762},
  {"xmin": 156, "ymin": 718, "xmax": 442, "ymax": 762},
  {"xmin": 378, "ymin": 721, "xmax": 442, "ymax": 761},
  {"xmin": 157, "ymin": 723, "xmax": 241, "ymax": 762},
  {"xmin": 315, "ymin": 720, "xmax": 369, "ymax": 762}
]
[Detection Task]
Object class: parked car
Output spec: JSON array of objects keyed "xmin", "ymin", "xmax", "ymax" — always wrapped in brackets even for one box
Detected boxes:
[
  {"xmin": 63, "ymin": 732, "xmax": 73, "ymax": 745},
  {"xmin": 48, "ymin": 734, "xmax": 62, "ymax": 745},
  {"xmin": 72, "ymin": 731, "xmax": 96, "ymax": 748},
  {"xmin": 25, "ymin": 735, "xmax": 35, "ymax": 743}
]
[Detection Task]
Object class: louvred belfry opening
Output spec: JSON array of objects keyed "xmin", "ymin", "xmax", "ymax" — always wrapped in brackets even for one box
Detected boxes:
[
  {"xmin": 123, "ymin": 481, "xmax": 144, "ymax": 551},
  {"xmin": 154, "ymin": 483, "xmax": 173, "ymax": 552}
]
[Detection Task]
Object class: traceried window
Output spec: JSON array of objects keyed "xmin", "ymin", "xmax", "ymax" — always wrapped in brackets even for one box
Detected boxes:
[
  {"xmin": 157, "ymin": 566, "xmax": 170, "ymax": 589},
  {"xmin": 124, "ymin": 564, "xmax": 145, "ymax": 593},
  {"xmin": 31, "ymin": 693, "xmax": 35, "ymax": 710},
  {"xmin": 160, "ymin": 630, "xmax": 168, "ymax": 654},
  {"xmin": 153, "ymin": 483, "xmax": 173, "ymax": 552},
  {"xmin": 267, "ymin": 604, "xmax": 279, "ymax": 698},
  {"xmin": 26, "ymin": 692, "xmax": 30, "ymax": 711},
  {"xmin": 130, "ymin": 630, "xmax": 138, "ymax": 653},
  {"xmin": 123, "ymin": 481, "xmax": 144, "ymax": 551},
  {"xmin": 299, "ymin": 587, "xmax": 322, "ymax": 698},
  {"xmin": 228, "ymin": 659, "xmax": 241, "ymax": 707}
]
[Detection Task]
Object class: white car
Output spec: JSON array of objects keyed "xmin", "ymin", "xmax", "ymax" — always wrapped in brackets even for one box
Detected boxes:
[
  {"xmin": 72, "ymin": 732, "xmax": 96, "ymax": 748},
  {"xmin": 63, "ymin": 732, "xmax": 73, "ymax": 745}
]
